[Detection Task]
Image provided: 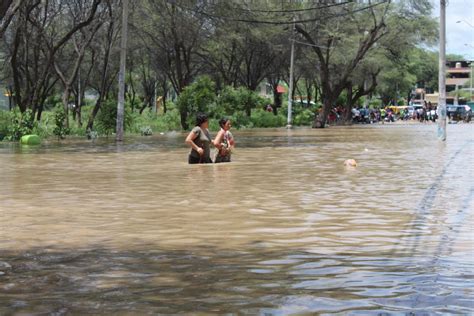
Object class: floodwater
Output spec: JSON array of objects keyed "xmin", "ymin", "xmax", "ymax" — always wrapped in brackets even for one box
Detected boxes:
[{"xmin": 0, "ymin": 123, "xmax": 473, "ymax": 314}]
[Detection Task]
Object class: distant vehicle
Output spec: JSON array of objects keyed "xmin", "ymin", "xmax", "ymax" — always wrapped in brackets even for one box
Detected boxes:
[
  {"xmin": 447, "ymin": 105, "xmax": 467, "ymax": 121},
  {"xmin": 295, "ymin": 99, "xmax": 316, "ymax": 107},
  {"xmin": 407, "ymin": 106, "xmax": 415, "ymax": 117},
  {"xmin": 386, "ymin": 105, "xmax": 407, "ymax": 115}
]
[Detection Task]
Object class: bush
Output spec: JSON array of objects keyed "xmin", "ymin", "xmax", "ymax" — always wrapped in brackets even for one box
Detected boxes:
[
  {"xmin": 293, "ymin": 108, "xmax": 315, "ymax": 126},
  {"xmin": 228, "ymin": 111, "xmax": 253, "ymax": 129},
  {"xmin": 4, "ymin": 109, "xmax": 35, "ymax": 141},
  {"xmin": 0, "ymin": 110, "xmax": 11, "ymax": 140},
  {"xmin": 235, "ymin": 87, "xmax": 269, "ymax": 116},
  {"xmin": 250, "ymin": 109, "xmax": 286, "ymax": 128},
  {"xmin": 140, "ymin": 126, "xmax": 153, "ymax": 136},
  {"xmin": 95, "ymin": 99, "xmax": 132, "ymax": 136},
  {"xmin": 52, "ymin": 105, "xmax": 70, "ymax": 139},
  {"xmin": 177, "ymin": 76, "xmax": 216, "ymax": 128},
  {"xmin": 128, "ymin": 105, "xmax": 182, "ymax": 134}
]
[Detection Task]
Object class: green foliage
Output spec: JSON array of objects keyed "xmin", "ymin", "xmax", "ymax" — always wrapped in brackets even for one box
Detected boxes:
[
  {"xmin": 250, "ymin": 109, "xmax": 286, "ymax": 128},
  {"xmin": 96, "ymin": 99, "xmax": 133, "ymax": 136},
  {"xmin": 446, "ymin": 54, "xmax": 466, "ymax": 61},
  {"xmin": 52, "ymin": 105, "xmax": 70, "ymax": 140},
  {"xmin": 0, "ymin": 111, "xmax": 11, "ymax": 140},
  {"xmin": 140, "ymin": 126, "xmax": 153, "ymax": 136},
  {"xmin": 293, "ymin": 109, "xmax": 314, "ymax": 126},
  {"xmin": 214, "ymin": 86, "xmax": 239, "ymax": 116},
  {"xmin": 177, "ymin": 76, "xmax": 216, "ymax": 127},
  {"xmin": 4, "ymin": 109, "xmax": 35, "ymax": 141},
  {"xmin": 236, "ymin": 87, "xmax": 268, "ymax": 116},
  {"xmin": 44, "ymin": 94, "xmax": 63, "ymax": 111},
  {"xmin": 229, "ymin": 111, "xmax": 253, "ymax": 129},
  {"xmin": 129, "ymin": 104, "xmax": 182, "ymax": 134},
  {"xmin": 215, "ymin": 86, "xmax": 269, "ymax": 119},
  {"xmin": 369, "ymin": 99, "xmax": 383, "ymax": 108}
]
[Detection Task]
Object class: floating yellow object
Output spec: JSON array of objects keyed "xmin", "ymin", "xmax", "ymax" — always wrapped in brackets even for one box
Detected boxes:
[
  {"xmin": 344, "ymin": 159, "xmax": 357, "ymax": 167},
  {"xmin": 20, "ymin": 134, "xmax": 41, "ymax": 145}
]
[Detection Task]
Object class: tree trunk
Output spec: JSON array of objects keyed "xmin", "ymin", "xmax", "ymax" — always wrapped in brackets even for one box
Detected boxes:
[
  {"xmin": 87, "ymin": 97, "xmax": 103, "ymax": 131},
  {"xmin": 0, "ymin": 0, "xmax": 22, "ymax": 39},
  {"xmin": 272, "ymin": 91, "xmax": 281, "ymax": 115},
  {"xmin": 313, "ymin": 96, "xmax": 334, "ymax": 128},
  {"xmin": 344, "ymin": 83, "xmax": 354, "ymax": 124},
  {"xmin": 180, "ymin": 111, "xmax": 188, "ymax": 130}
]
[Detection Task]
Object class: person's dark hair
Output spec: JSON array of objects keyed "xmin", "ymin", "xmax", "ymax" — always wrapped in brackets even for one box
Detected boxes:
[
  {"xmin": 219, "ymin": 117, "xmax": 230, "ymax": 128},
  {"xmin": 195, "ymin": 113, "xmax": 208, "ymax": 126}
]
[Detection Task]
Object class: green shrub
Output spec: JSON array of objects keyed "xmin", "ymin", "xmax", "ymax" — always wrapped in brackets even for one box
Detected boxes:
[
  {"xmin": 140, "ymin": 126, "xmax": 153, "ymax": 136},
  {"xmin": 0, "ymin": 110, "xmax": 11, "ymax": 140},
  {"xmin": 229, "ymin": 111, "xmax": 253, "ymax": 129},
  {"xmin": 250, "ymin": 109, "xmax": 286, "ymax": 128},
  {"xmin": 236, "ymin": 87, "xmax": 269, "ymax": 117},
  {"xmin": 177, "ymin": 76, "xmax": 216, "ymax": 128},
  {"xmin": 215, "ymin": 86, "xmax": 239, "ymax": 116},
  {"xmin": 293, "ymin": 109, "xmax": 315, "ymax": 126},
  {"xmin": 52, "ymin": 105, "xmax": 70, "ymax": 139},
  {"xmin": 4, "ymin": 109, "xmax": 35, "ymax": 141},
  {"xmin": 95, "ymin": 99, "xmax": 132, "ymax": 136},
  {"xmin": 155, "ymin": 108, "xmax": 181, "ymax": 131}
]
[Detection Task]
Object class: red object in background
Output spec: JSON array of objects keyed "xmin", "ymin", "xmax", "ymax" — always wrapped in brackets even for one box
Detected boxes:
[{"xmin": 276, "ymin": 85, "xmax": 287, "ymax": 94}]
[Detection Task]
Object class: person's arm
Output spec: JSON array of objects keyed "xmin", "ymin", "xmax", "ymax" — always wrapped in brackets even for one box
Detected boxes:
[
  {"xmin": 185, "ymin": 130, "xmax": 204, "ymax": 156},
  {"xmin": 212, "ymin": 129, "xmax": 225, "ymax": 149},
  {"xmin": 228, "ymin": 132, "xmax": 235, "ymax": 149}
]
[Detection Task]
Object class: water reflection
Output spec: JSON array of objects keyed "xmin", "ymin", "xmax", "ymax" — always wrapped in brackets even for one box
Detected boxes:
[{"xmin": 0, "ymin": 124, "xmax": 473, "ymax": 314}]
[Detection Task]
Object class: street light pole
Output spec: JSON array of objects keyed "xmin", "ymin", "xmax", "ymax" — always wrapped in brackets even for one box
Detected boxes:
[
  {"xmin": 438, "ymin": 0, "xmax": 447, "ymax": 141},
  {"xmin": 287, "ymin": 18, "xmax": 295, "ymax": 128},
  {"xmin": 116, "ymin": 0, "xmax": 129, "ymax": 142}
]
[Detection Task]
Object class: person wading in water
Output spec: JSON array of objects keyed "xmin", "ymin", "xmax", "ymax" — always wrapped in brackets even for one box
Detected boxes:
[
  {"xmin": 213, "ymin": 117, "xmax": 234, "ymax": 163},
  {"xmin": 185, "ymin": 113, "xmax": 213, "ymax": 164}
]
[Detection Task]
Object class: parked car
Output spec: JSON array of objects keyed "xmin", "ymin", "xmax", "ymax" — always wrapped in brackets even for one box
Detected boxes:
[{"xmin": 447, "ymin": 105, "xmax": 467, "ymax": 121}]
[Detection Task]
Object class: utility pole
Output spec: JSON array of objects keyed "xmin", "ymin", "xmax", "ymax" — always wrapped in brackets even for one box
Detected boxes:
[
  {"xmin": 287, "ymin": 18, "xmax": 295, "ymax": 128},
  {"xmin": 116, "ymin": 0, "xmax": 129, "ymax": 142},
  {"xmin": 437, "ymin": 0, "xmax": 447, "ymax": 141},
  {"xmin": 468, "ymin": 54, "xmax": 473, "ymax": 103}
]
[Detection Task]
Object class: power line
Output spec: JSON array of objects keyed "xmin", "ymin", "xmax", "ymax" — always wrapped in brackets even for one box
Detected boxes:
[
  {"xmin": 293, "ymin": 39, "xmax": 329, "ymax": 50},
  {"xmin": 222, "ymin": 1, "xmax": 354, "ymax": 14},
  {"xmin": 177, "ymin": 1, "xmax": 389, "ymax": 26}
]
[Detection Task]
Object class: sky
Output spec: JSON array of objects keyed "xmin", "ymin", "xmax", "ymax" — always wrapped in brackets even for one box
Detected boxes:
[{"xmin": 431, "ymin": 0, "xmax": 474, "ymax": 59}]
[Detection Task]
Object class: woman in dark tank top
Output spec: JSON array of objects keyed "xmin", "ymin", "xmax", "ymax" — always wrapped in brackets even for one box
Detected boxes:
[{"xmin": 185, "ymin": 113, "xmax": 213, "ymax": 164}]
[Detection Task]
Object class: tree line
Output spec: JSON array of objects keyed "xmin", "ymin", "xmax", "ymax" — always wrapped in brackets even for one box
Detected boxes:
[{"xmin": 0, "ymin": 0, "xmax": 439, "ymax": 131}]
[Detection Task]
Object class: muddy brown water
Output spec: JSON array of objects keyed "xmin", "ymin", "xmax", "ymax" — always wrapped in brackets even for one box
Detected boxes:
[{"xmin": 0, "ymin": 123, "xmax": 473, "ymax": 314}]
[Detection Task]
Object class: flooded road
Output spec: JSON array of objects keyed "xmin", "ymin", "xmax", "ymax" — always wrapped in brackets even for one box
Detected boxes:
[{"xmin": 0, "ymin": 123, "xmax": 473, "ymax": 314}]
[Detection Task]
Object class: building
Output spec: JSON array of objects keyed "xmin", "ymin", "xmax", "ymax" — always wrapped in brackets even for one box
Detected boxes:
[
  {"xmin": 416, "ymin": 60, "xmax": 473, "ymax": 107},
  {"xmin": 446, "ymin": 60, "xmax": 472, "ymax": 93}
]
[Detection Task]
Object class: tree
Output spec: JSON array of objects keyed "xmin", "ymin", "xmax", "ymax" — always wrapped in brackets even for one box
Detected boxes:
[
  {"xmin": 0, "ymin": 0, "xmax": 23, "ymax": 39},
  {"xmin": 86, "ymin": 0, "xmax": 121, "ymax": 131},
  {"xmin": 176, "ymin": 76, "xmax": 215, "ymax": 129},
  {"xmin": 54, "ymin": 0, "xmax": 104, "ymax": 128},
  {"xmin": 5, "ymin": 0, "xmax": 102, "ymax": 119},
  {"xmin": 295, "ymin": 1, "xmax": 390, "ymax": 128},
  {"xmin": 134, "ymin": 0, "xmax": 210, "ymax": 129}
]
